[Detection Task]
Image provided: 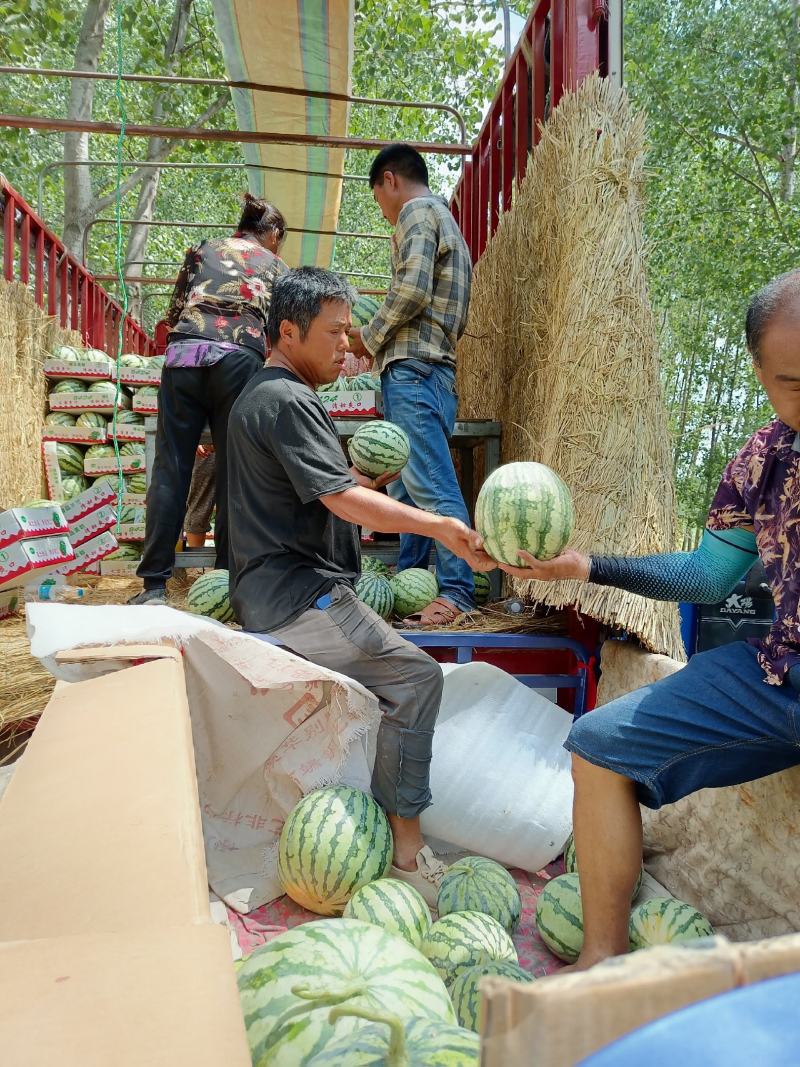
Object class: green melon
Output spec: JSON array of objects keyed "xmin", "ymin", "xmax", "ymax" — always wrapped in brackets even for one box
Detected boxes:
[
  {"xmin": 83, "ymin": 347, "xmax": 112, "ymax": 364},
  {"xmin": 355, "ymin": 573, "xmax": 394, "ymax": 620},
  {"xmin": 350, "ymin": 293, "xmax": 381, "ymax": 328},
  {"xmin": 343, "ymin": 878, "xmax": 432, "ymax": 950},
  {"xmin": 105, "ymin": 543, "xmax": 141, "ymax": 561},
  {"xmin": 437, "ymin": 856, "xmax": 521, "ymax": 935},
  {"xmin": 562, "ymin": 833, "xmax": 642, "ymax": 897},
  {"xmin": 119, "ymin": 353, "xmax": 146, "ymax": 369},
  {"xmin": 59, "ymin": 475, "xmax": 89, "ymax": 500},
  {"xmin": 52, "ymin": 344, "xmax": 81, "ymax": 362},
  {"xmin": 50, "ymin": 378, "xmax": 88, "ymax": 394},
  {"xmin": 76, "ymin": 411, "xmax": 107, "ymax": 429},
  {"xmin": 115, "ymin": 410, "xmax": 144, "ymax": 425},
  {"xmin": 93, "ymin": 473, "xmax": 130, "ymax": 493},
  {"xmin": 306, "ymin": 1008, "xmax": 479, "ymax": 1066},
  {"xmin": 186, "ymin": 569, "xmax": 234, "ymax": 623},
  {"xmin": 127, "ymin": 472, "xmax": 147, "ymax": 494},
  {"xmin": 349, "ymin": 420, "xmax": 410, "ymax": 477},
  {"xmin": 45, "ymin": 412, "xmax": 77, "ymax": 427},
  {"xmin": 149, "ymin": 355, "xmax": 165, "ymax": 371},
  {"xmin": 136, "ymin": 385, "xmax": 160, "ymax": 397},
  {"xmin": 277, "ymin": 785, "xmax": 392, "ymax": 915},
  {"xmin": 629, "ymin": 898, "xmax": 714, "ymax": 951},
  {"xmin": 116, "ymin": 505, "xmax": 145, "ymax": 524},
  {"xmin": 390, "ymin": 568, "xmax": 439, "ymax": 619},
  {"xmin": 56, "ymin": 442, "xmax": 86, "ymax": 474},
  {"xmin": 475, "ymin": 461, "xmax": 575, "ymax": 565},
  {"xmin": 473, "ymin": 572, "xmax": 491, "ymax": 606},
  {"xmin": 238, "ymin": 918, "xmax": 455, "ymax": 1067},
  {"xmin": 361, "ymin": 556, "xmax": 390, "ymax": 578},
  {"xmin": 120, "ymin": 442, "xmax": 145, "ymax": 457},
  {"xmin": 450, "ymin": 960, "xmax": 534, "ymax": 1032},
  {"xmin": 85, "ymin": 444, "xmax": 117, "ymax": 459},
  {"xmin": 535, "ymin": 872, "xmax": 584, "ymax": 963},
  {"xmin": 87, "ymin": 380, "xmax": 117, "ymax": 395},
  {"xmin": 421, "ymin": 911, "xmax": 518, "ymax": 988}
]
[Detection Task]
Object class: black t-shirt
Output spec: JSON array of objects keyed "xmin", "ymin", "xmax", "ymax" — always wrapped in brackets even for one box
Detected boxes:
[{"xmin": 228, "ymin": 367, "xmax": 359, "ymax": 631}]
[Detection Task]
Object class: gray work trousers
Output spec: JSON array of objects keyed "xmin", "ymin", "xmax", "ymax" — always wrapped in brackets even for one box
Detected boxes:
[{"xmin": 271, "ymin": 583, "xmax": 444, "ymax": 818}]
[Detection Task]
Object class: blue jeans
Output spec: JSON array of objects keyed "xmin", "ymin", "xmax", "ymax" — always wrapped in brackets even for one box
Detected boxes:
[
  {"xmin": 381, "ymin": 359, "xmax": 474, "ymax": 611},
  {"xmin": 565, "ymin": 642, "xmax": 800, "ymax": 809}
]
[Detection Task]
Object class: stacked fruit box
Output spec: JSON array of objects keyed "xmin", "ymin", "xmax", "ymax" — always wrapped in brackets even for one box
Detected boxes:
[{"xmin": 41, "ymin": 345, "xmax": 163, "ymax": 575}]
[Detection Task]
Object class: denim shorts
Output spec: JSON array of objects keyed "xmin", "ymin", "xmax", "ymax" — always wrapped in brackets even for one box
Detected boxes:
[{"xmin": 565, "ymin": 641, "xmax": 800, "ymax": 809}]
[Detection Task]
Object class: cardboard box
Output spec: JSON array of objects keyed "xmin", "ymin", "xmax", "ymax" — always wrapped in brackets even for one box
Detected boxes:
[
  {"xmin": 83, "ymin": 453, "xmax": 146, "ymax": 477},
  {"xmin": 0, "ymin": 648, "xmax": 250, "ymax": 1065},
  {"xmin": 319, "ymin": 389, "xmax": 382, "ymax": 417},
  {"xmin": 99, "ymin": 557, "xmax": 141, "ymax": 577},
  {"xmin": 0, "ymin": 587, "xmax": 21, "ymax": 619},
  {"xmin": 132, "ymin": 391, "xmax": 159, "ymax": 414},
  {"xmin": 119, "ymin": 366, "xmax": 162, "ymax": 387},
  {"xmin": 0, "ymin": 534, "xmax": 75, "ymax": 590},
  {"xmin": 121, "ymin": 492, "xmax": 147, "ymax": 509},
  {"xmin": 61, "ymin": 481, "xmax": 117, "ymax": 523},
  {"xmin": 41, "ymin": 424, "xmax": 107, "ymax": 445},
  {"xmin": 109, "ymin": 423, "xmax": 146, "ymax": 443},
  {"xmin": 56, "ymin": 530, "xmax": 119, "ymax": 575},
  {"xmin": 67, "ymin": 504, "xmax": 117, "ymax": 548},
  {"xmin": 114, "ymin": 521, "xmax": 146, "ymax": 542},
  {"xmin": 49, "ymin": 391, "xmax": 132, "ymax": 414},
  {"xmin": 0, "ymin": 504, "xmax": 68, "ymax": 548},
  {"xmin": 44, "ymin": 358, "xmax": 111, "ymax": 380},
  {"xmin": 41, "ymin": 439, "xmax": 65, "ymax": 501}
]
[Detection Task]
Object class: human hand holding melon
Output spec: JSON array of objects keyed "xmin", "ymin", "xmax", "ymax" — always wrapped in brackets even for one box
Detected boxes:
[
  {"xmin": 349, "ymin": 465, "xmax": 401, "ymax": 491},
  {"xmin": 439, "ymin": 518, "xmax": 498, "ymax": 571},
  {"xmin": 498, "ymin": 547, "xmax": 590, "ymax": 582}
]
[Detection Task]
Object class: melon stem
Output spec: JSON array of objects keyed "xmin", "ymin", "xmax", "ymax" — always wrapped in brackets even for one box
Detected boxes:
[
  {"xmin": 275, "ymin": 983, "xmax": 369, "ymax": 1033},
  {"xmin": 328, "ymin": 1006, "xmax": 407, "ymax": 1065}
]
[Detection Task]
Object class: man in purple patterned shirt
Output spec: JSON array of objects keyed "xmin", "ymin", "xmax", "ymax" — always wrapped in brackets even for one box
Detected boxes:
[{"xmin": 496, "ymin": 269, "xmax": 800, "ymax": 969}]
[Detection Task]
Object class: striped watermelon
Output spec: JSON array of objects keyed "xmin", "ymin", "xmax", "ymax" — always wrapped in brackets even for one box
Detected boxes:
[
  {"xmin": 473, "ymin": 572, "xmax": 491, "ymax": 606},
  {"xmin": 355, "ymin": 573, "xmax": 394, "ymax": 620},
  {"xmin": 345, "ymin": 372, "xmax": 378, "ymax": 391},
  {"xmin": 45, "ymin": 412, "xmax": 76, "ymax": 427},
  {"xmin": 437, "ymin": 856, "xmax": 521, "ymax": 935},
  {"xmin": 421, "ymin": 911, "xmax": 517, "ymax": 988},
  {"xmin": 562, "ymin": 832, "xmax": 642, "ymax": 896},
  {"xmin": 349, "ymin": 420, "xmax": 410, "ymax": 477},
  {"xmin": 306, "ymin": 1009, "xmax": 479, "ymax": 1066},
  {"xmin": 83, "ymin": 348, "xmax": 112, "ymax": 363},
  {"xmin": 120, "ymin": 353, "xmax": 146, "ymax": 368},
  {"xmin": 56, "ymin": 443, "xmax": 86, "ymax": 474},
  {"xmin": 186, "ymin": 569, "xmax": 234, "ymax": 623},
  {"xmin": 535, "ymin": 872, "xmax": 586, "ymax": 962},
  {"xmin": 350, "ymin": 294, "xmax": 381, "ymax": 328},
  {"xmin": 128, "ymin": 472, "xmax": 147, "ymax": 494},
  {"xmin": 53, "ymin": 344, "xmax": 81, "ymax": 362},
  {"xmin": 238, "ymin": 917, "xmax": 455, "ymax": 1067},
  {"xmin": 120, "ymin": 442, "xmax": 145, "ymax": 457},
  {"xmin": 136, "ymin": 385, "xmax": 160, "ymax": 397},
  {"xmin": 475, "ymin": 462, "xmax": 574, "ymax": 565},
  {"xmin": 59, "ymin": 475, "xmax": 88, "ymax": 500},
  {"xmin": 50, "ymin": 378, "xmax": 88, "ymax": 394},
  {"xmin": 87, "ymin": 380, "xmax": 117, "ymax": 395},
  {"xmin": 106, "ymin": 544, "xmax": 141, "ymax": 561},
  {"xmin": 343, "ymin": 878, "xmax": 432, "ymax": 950},
  {"xmin": 278, "ymin": 785, "xmax": 392, "ymax": 915},
  {"xmin": 117, "ymin": 505, "xmax": 145, "ymax": 524},
  {"xmin": 361, "ymin": 556, "xmax": 390, "ymax": 578},
  {"xmin": 93, "ymin": 473, "xmax": 130, "ymax": 493},
  {"xmin": 390, "ymin": 568, "xmax": 438, "ymax": 619},
  {"xmin": 76, "ymin": 411, "xmax": 107, "ymax": 429},
  {"xmin": 451, "ymin": 960, "xmax": 534, "ymax": 1032},
  {"xmin": 85, "ymin": 444, "xmax": 116, "ymax": 459},
  {"xmin": 629, "ymin": 898, "xmax": 714, "ymax": 951},
  {"xmin": 115, "ymin": 410, "xmax": 144, "ymax": 425}
]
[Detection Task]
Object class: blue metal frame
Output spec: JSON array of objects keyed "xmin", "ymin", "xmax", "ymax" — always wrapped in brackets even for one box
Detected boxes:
[{"xmin": 398, "ymin": 631, "xmax": 591, "ymax": 717}]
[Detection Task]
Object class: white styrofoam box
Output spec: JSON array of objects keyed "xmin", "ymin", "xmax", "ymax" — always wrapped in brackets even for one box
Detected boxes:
[
  {"xmin": 0, "ymin": 505, "xmax": 68, "ymax": 549},
  {"xmin": 318, "ymin": 390, "xmax": 382, "ymax": 417},
  {"xmin": 60, "ymin": 481, "xmax": 117, "ymax": 523},
  {"xmin": 41, "ymin": 425, "xmax": 106, "ymax": 445},
  {"xmin": 67, "ymin": 505, "xmax": 116, "ymax": 548},
  {"xmin": 0, "ymin": 535, "xmax": 75, "ymax": 590},
  {"xmin": 48, "ymin": 391, "xmax": 132, "ymax": 414},
  {"xmin": 43, "ymin": 359, "xmax": 111, "ymax": 380},
  {"xmin": 56, "ymin": 530, "xmax": 119, "ymax": 576},
  {"xmin": 83, "ymin": 454, "xmax": 146, "ymax": 477}
]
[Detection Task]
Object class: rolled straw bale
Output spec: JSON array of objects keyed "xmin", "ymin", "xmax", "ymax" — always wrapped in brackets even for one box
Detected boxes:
[
  {"xmin": 0, "ymin": 278, "xmax": 82, "ymax": 509},
  {"xmin": 458, "ymin": 75, "xmax": 683, "ymax": 659}
]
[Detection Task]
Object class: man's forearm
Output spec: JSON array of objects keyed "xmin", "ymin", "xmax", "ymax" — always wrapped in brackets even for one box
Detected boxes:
[{"xmin": 323, "ymin": 485, "xmax": 447, "ymax": 538}]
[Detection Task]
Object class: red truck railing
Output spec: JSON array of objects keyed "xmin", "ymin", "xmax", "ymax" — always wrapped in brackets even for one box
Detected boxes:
[
  {"xmin": 451, "ymin": 0, "xmax": 609, "ymax": 262},
  {"xmin": 0, "ymin": 176, "xmax": 154, "ymax": 356}
]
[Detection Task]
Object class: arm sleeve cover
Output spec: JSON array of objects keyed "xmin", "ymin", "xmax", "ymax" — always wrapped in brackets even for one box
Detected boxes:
[{"xmin": 588, "ymin": 527, "xmax": 758, "ymax": 603}]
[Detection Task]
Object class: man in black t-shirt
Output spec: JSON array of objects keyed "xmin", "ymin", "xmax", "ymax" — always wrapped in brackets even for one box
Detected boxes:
[{"xmin": 227, "ymin": 267, "xmax": 495, "ymax": 905}]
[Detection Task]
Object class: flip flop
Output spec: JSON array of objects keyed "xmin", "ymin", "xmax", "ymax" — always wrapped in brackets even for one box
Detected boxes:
[{"xmin": 401, "ymin": 596, "xmax": 462, "ymax": 628}]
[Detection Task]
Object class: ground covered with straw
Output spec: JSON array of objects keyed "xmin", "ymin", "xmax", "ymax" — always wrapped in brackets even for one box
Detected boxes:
[{"xmin": 457, "ymin": 75, "xmax": 684, "ymax": 660}]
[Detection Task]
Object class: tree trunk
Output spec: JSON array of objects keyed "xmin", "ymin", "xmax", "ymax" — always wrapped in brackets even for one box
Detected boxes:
[
  {"xmin": 62, "ymin": 0, "xmax": 112, "ymax": 258},
  {"xmin": 780, "ymin": 0, "xmax": 800, "ymax": 203}
]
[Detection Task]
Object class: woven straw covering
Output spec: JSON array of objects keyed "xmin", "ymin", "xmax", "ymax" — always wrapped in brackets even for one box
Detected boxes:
[{"xmin": 457, "ymin": 75, "xmax": 684, "ymax": 660}]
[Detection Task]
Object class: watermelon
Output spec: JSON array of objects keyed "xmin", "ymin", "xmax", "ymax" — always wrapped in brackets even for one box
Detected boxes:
[
  {"xmin": 343, "ymin": 878, "xmax": 432, "ymax": 950},
  {"xmin": 561, "ymin": 832, "xmax": 642, "ymax": 897},
  {"xmin": 473, "ymin": 572, "xmax": 491, "ymax": 606},
  {"xmin": 115, "ymin": 410, "xmax": 144, "ymax": 425},
  {"xmin": 437, "ymin": 856, "xmax": 521, "ymax": 935},
  {"xmin": 350, "ymin": 294, "xmax": 381, "ymax": 328},
  {"xmin": 87, "ymin": 380, "xmax": 117, "ymax": 395},
  {"xmin": 450, "ymin": 960, "xmax": 534, "ymax": 1032},
  {"xmin": 45, "ymin": 412, "xmax": 76, "ymax": 427},
  {"xmin": 361, "ymin": 556, "xmax": 390, "ymax": 578},
  {"xmin": 120, "ymin": 442, "xmax": 145, "ymax": 457},
  {"xmin": 82, "ymin": 347, "xmax": 111, "ymax": 363},
  {"xmin": 149, "ymin": 355, "xmax": 165, "ymax": 371},
  {"xmin": 355, "ymin": 573, "xmax": 394, "ymax": 620},
  {"xmin": 345, "ymin": 372, "xmax": 377, "ymax": 391},
  {"xmin": 535, "ymin": 872, "xmax": 584, "ymax": 962},
  {"xmin": 119, "ymin": 353, "xmax": 146, "ymax": 368},
  {"xmin": 53, "ymin": 344, "xmax": 81, "ymax": 362},
  {"xmin": 85, "ymin": 444, "xmax": 116, "ymax": 459},
  {"xmin": 629, "ymin": 898, "xmax": 714, "ymax": 951},
  {"xmin": 277, "ymin": 785, "xmax": 392, "ymax": 915},
  {"xmin": 238, "ymin": 917, "xmax": 455, "ymax": 1067},
  {"xmin": 186, "ymin": 569, "xmax": 234, "ymax": 623},
  {"xmin": 105, "ymin": 544, "xmax": 141, "ymax": 561},
  {"xmin": 56, "ymin": 442, "xmax": 86, "ymax": 474},
  {"xmin": 390, "ymin": 568, "xmax": 439, "ymax": 619},
  {"xmin": 421, "ymin": 911, "xmax": 517, "ymax": 987},
  {"xmin": 136, "ymin": 385, "xmax": 160, "ymax": 397},
  {"xmin": 306, "ymin": 1007, "xmax": 479, "ymax": 1066},
  {"xmin": 76, "ymin": 412, "xmax": 107, "ymax": 429},
  {"xmin": 128, "ymin": 472, "xmax": 147, "ymax": 494},
  {"xmin": 349, "ymin": 421, "xmax": 410, "ymax": 478},
  {"xmin": 50, "ymin": 378, "xmax": 88, "ymax": 394},
  {"xmin": 59, "ymin": 475, "xmax": 89, "ymax": 500},
  {"xmin": 93, "ymin": 473, "xmax": 129, "ymax": 493},
  {"xmin": 117, "ymin": 505, "xmax": 145, "ymax": 524},
  {"xmin": 475, "ymin": 461, "xmax": 574, "ymax": 565}
]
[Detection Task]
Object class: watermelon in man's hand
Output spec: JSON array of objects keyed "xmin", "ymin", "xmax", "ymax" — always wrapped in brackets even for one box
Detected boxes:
[{"xmin": 475, "ymin": 461, "xmax": 574, "ymax": 565}]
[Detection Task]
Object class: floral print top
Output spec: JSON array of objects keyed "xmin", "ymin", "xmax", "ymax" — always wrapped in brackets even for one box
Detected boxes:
[
  {"xmin": 165, "ymin": 232, "xmax": 288, "ymax": 356},
  {"xmin": 707, "ymin": 418, "xmax": 800, "ymax": 684}
]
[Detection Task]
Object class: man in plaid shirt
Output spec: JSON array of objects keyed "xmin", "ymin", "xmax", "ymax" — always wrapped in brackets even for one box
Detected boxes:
[{"xmin": 349, "ymin": 144, "xmax": 475, "ymax": 622}]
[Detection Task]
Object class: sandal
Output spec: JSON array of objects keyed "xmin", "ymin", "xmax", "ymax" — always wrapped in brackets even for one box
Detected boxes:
[{"xmin": 401, "ymin": 596, "xmax": 461, "ymax": 628}]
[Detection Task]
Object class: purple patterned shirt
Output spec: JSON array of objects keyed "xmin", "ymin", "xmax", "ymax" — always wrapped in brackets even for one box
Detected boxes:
[{"xmin": 707, "ymin": 419, "xmax": 800, "ymax": 684}]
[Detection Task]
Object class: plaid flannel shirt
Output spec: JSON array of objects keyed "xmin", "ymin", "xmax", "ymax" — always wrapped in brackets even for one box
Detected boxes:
[{"xmin": 360, "ymin": 196, "xmax": 472, "ymax": 372}]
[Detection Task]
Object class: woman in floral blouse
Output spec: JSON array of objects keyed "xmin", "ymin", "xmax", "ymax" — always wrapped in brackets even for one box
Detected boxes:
[{"xmin": 129, "ymin": 194, "xmax": 288, "ymax": 605}]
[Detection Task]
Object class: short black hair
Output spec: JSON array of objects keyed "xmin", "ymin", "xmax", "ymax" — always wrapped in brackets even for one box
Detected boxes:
[
  {"xmin": 267, "ymin": 267, "xmax": 357, "ymax": 345},
  {"xmin": 368, "ymin": 144, "xmax": 429, "ymax": 189},
  {"xmin": 746, "ymin": 268, "xmax": 800, "ymax": 363}
]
